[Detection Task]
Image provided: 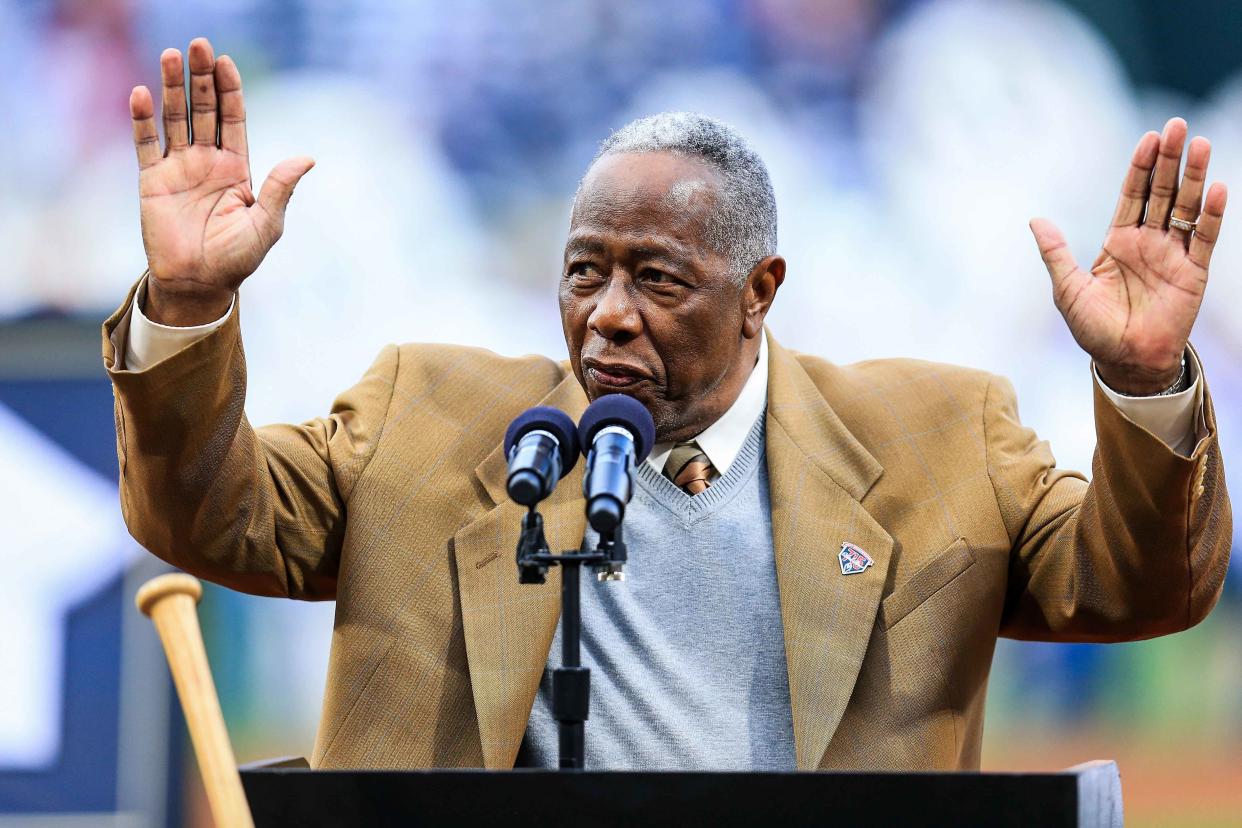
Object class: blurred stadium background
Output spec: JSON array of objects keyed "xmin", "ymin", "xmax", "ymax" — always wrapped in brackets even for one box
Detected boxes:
[{"xmin": 0, "ymin": 0, "xmax": 1239, "ymax": 825}]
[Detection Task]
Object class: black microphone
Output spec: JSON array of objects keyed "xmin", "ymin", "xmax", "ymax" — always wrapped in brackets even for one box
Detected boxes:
[
  {"xmin": 504, "ymin": 407, "xmax": 581, "ymax": 507},
  {"xmin": 577, "ymin": 394, "xmax": 656, "ymax": 533}
]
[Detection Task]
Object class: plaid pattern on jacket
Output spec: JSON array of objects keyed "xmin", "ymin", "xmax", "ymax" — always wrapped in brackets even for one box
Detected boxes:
[{"xmin": 103, "ymin": 281, "xmax": 1231, "ymax": 771}]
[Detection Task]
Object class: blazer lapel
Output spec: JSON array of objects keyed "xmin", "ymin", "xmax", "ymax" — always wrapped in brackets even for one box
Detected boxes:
[
  {"xmin": 452, "ymin": 372, "xmax": 589, "ymax": 769},
  {"xmin": 765, "ymin": 334, "xmax": 892, "ymax": 770}
]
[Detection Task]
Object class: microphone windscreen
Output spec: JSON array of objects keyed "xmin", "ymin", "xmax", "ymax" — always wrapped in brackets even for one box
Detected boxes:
[
  {"xmin": 578, "ymin": 394, "xmax": 656, "ymax": 462},
  {"xmin": 503, "ymin": 406, "xmax": 581, "ymax": 477}
]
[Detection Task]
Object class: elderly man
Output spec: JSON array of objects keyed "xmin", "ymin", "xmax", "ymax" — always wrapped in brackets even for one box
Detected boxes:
[{"xmin": 106, "ymin": 38, "xmax": 1230, "ymax": 771}]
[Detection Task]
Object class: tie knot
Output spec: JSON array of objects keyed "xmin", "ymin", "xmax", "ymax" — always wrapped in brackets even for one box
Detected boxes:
[{"xmin": 663, "ymin": 441, "xmax": 714, "ymax": 495}]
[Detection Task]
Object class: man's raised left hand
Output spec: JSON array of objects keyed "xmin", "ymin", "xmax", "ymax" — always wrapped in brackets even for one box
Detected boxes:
[{"xmin": 1031, "ymin": 117, "xmax": 1227, "ymax": 395}]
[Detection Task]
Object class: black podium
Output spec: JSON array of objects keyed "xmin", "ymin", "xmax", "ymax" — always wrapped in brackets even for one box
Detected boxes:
[{"xmin": 239, "ymin": 759, "xmax": 1122, "ymax": 827}]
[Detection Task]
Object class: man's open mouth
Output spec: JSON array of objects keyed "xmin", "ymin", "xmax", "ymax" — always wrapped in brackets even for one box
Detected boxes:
[{"xmin": 583, "ymin": 359, "xmax": 650, "ymax": 388}]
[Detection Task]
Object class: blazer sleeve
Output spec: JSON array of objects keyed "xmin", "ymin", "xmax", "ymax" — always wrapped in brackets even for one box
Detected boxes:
[
  {"xmin": 986, "ymin": 363, "xmax": 1231, "ymax": 642},
  {"xmin": 103, "ymin": 282, "xmax": 397, "ymax": 600}
]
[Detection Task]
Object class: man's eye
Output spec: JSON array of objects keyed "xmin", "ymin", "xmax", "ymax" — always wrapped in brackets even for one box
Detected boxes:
[
  {"xmin": 568, "ymin": 263, "xmax": 600, "ymax": 280},
  {"xmin": 641, "ymin": 268, "xmax": 672, "ymax": 284}
]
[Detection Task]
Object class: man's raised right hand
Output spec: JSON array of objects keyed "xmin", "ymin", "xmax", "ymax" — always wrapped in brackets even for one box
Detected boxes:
[{"xmin": 129, "ymin": 37, "xmax": 313, "ymax": 326}]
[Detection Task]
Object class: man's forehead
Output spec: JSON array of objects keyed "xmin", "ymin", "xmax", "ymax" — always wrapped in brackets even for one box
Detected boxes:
[
  {"xmin": 564, "ymin": 229, "xmax": 695, "ymax": 262},
  {"xmin": 570, "ymin": 151, "xmax": 720, "ymax": 248},
  {"xmin": 577, "ymin": 150, "xmax": 721, "ymax": 203}
]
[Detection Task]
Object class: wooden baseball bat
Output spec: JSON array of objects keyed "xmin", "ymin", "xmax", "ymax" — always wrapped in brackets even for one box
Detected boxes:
[{"xmin": 137, "ymin": 573, "xmax": 255, "ymax": 828}]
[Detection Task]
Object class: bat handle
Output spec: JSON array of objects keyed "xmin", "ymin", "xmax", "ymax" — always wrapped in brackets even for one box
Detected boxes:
[{"xmin": 137, "ymin": 574, "xmax": 254, "ymax": 828}]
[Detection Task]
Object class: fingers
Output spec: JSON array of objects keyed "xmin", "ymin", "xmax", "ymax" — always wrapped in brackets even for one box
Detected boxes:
[
  {"xmin": 255, "ymin": 157, "xmax": 316, "ymax": 241},
  {"xmin": 130, "ymin": 86, "xmax": 161, "ymax": 169},
  {"xmin": 1189, "ymin": 182, "xmax": 1227, "ymax": 269},
  {"xmin": 1111, "ymin": 131, "xmax": 1159, "ymax": 227},
  {"xmin": 187, "ymin": 38, "xmax": 218, "ymax": 146},
  {"xmin": 215, "ymin": 55, "xmax": 249, "ymax": 163},
  {"xmin": 1030, "ymin": 218, "xmax": 1089, "ymax": 311},
  {"xmin": 160, "ymin": 48, "xmax": 189, "ymax": 151},
  {"xmin": 1144, "ymin": 117, "xmax": 1188, "ymax": 230},
  {"xmin": 1168, "ymin": 136, "xmax": 1211, "ymax": 247}
]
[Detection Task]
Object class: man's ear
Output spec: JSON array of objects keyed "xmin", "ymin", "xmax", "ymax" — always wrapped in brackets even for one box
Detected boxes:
[{"xmin": 741, "ymin": 255, "xmax": 785, "ymax": 339}]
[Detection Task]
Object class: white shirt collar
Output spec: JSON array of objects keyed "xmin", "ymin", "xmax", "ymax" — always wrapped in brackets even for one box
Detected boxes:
[{"xmin": 646, "ymin": 332, "xmax": 768, "ymax": 477}]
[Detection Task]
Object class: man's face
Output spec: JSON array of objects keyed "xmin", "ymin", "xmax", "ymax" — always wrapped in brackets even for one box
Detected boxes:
[{"xmin": 560, "ymin": 151, "xmax": 770, "ymax": 443}]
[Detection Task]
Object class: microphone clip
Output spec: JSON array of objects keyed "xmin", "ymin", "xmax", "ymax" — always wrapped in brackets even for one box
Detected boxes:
[
  {"xmin": 516, "ymin": 508, "xmax": 552, "ymax": 584},
  {"xmin": 589, "ymin": 528, "xmax": 627, "ymax": 582},
  {"xmin": 514, "ymin": 507, "xmax": 628, "ymax": 583}
]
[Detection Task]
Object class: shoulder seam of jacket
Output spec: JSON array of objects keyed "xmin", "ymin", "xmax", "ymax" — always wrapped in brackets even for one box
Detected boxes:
[
  {"xmin": 345, "ymin": 343, "xmax": 402, "ymax": 503},
  {"xmin": 980, "ymin": 372, "xmax": 1015, "ymax": 549}
]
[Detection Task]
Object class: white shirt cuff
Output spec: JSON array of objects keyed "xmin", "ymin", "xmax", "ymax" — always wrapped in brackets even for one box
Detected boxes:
[
  {"xmin": 1093, "ymin": 349, "xmax": 1204, "ymax": 457},
  {"xmin": 120, "ymin": 277, "xmax": 235, "ymax": 372}
]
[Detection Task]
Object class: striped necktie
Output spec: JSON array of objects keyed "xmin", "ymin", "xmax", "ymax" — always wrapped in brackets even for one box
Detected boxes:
[{"xmin": 663, "ymin": 441, "xmax": 715, "ymax": 495}]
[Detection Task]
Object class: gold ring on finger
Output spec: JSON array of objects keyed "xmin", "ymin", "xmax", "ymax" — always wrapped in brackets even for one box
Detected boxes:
[{"xmin": 1169, "ymin": 216, "xmax": 1197, "ymax": 232}]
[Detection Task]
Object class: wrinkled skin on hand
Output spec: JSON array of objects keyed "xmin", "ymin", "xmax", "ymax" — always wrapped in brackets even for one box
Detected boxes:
[
  {"xmin": 129, "ymin": 37, "xmax": 314, "ymax": 325},
  {"xmin": 1031, "ymin": 117, "xmax": 1228, "ymax": 395}
]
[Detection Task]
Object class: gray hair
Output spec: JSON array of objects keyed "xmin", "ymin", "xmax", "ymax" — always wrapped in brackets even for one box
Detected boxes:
[{"xmin": 580, "ymin": 112, "xmax": 778, "ymax": 284}]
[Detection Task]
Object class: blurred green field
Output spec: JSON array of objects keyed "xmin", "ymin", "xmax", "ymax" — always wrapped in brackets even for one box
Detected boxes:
[{"xmin": 985, "ymin": 603, "xmax": 1242, "ymax": 827}]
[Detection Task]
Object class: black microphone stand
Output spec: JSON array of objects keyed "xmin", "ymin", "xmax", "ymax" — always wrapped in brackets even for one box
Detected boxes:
[{"xmin": 516, "ymin": 507, "xmax": 626, "ymax": 769}]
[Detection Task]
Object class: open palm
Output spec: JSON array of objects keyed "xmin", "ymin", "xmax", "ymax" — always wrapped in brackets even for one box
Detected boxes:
[
  {"xmin": 1031, "ymin": 119, "xmax": 1227, "ymax": 395},
  {"xmin": 130, "ymin": 39, "xmax": 313, "ymax": 324}
]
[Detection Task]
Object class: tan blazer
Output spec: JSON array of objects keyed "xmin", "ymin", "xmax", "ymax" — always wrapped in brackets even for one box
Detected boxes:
[{"xmin": 102, "ymin": 284, "xmax": 1230, "ymax": 771}]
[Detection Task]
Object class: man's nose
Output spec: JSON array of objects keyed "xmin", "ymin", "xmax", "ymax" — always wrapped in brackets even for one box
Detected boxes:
[{"xmin": 588, "ymin": 273, "xmax": 642, "ymax": 341}]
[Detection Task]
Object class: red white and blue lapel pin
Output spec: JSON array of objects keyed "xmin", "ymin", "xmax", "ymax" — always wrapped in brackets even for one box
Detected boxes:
[{"xmin": 838, "ymin": 541, "xmax": 873, "ymax": 575}]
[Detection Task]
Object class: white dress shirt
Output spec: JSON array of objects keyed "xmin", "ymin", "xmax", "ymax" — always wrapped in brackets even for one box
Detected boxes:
[{"xmin": 116, "ymin": 281, "xmax": 1204, "ymax": 460}]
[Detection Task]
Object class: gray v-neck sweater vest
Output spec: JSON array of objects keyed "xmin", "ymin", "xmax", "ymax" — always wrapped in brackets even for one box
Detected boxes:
[{"xmin": 519, "ymin": 415, "xmax": 796, "ymax": 769}]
